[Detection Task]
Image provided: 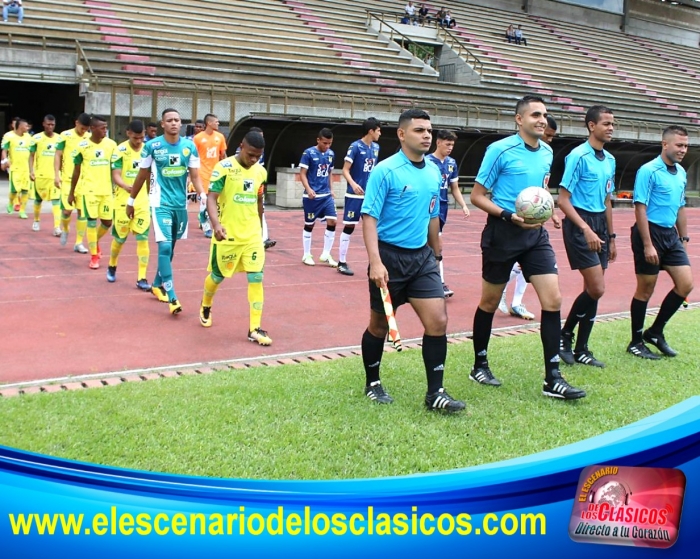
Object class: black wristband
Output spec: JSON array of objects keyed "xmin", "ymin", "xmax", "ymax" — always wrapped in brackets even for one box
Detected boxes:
[
  {"xmin": 680, "ymin": 236, "xmax": 690, "ymax": 243},
  {"xmin": 500, "ymin": 210, "xmax": 513, "ymax": 222},
  {"xmin": 609, "ymin": 233, "xmax": 616, "ymax": 239},
  {"xmin": 435, "ymin": 254, "xmax": 443, "ymax": 262}
]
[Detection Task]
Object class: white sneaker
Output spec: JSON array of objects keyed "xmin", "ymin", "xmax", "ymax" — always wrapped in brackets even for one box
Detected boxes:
[
  {"xmin": 498, "ymin": 291, "xmax": 509, "ymax": 314},
  {"xmin": 74, "ymin": 243, "xmax": 89, "ymax": 254},
  {"xmin": 319, "ymin": 253, "xmax": 338, "ymax": 268},
  {"xmin": 32, "ymin": 221, "xmax": 40, "ymax": 232},
  {"xmin": 510, "ymin": 304, "xmax": 535, "ymax": 320},
  {"xmin": 302, "ymin": 254, "xmax": 315, "ymax": 266},
  {"xmin": 53, "ymin": 227, "xmax": 62, "ymax": 237}
]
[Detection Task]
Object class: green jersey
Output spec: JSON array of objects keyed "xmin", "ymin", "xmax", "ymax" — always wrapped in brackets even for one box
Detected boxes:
[{"xmin": 139, "ymin": 135, "xmax": 200, "ymax": 209}]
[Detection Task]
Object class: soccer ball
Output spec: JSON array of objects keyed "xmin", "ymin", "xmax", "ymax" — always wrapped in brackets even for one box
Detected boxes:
[{"xmin": 515, "ymin": 187, "xmax": 554, "ymax": 224}]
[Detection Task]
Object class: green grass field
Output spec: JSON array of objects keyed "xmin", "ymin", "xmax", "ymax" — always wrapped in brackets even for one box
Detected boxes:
[{"xmin": 1, "ymin": 310, "xmax": 698, "ymax": 480}]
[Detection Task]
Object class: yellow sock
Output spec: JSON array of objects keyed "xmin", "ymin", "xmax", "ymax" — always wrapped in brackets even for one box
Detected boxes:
[
  {"xmin": 136, "ymin": 239, "xmax": 150, "ymax": 280},
  {"xmin": 19, "ymin": 192, "xmax": 29, "ymax": 213},
  {"xmin": 97, "ymin": 223, "xmax": 109, "ymax": 242},
  {"xmin": 61, "ymin": 214, "xmax": 71, "ymax": 233},
  {"xmin": 87, "ymin": 222, "xmax": 98, "ymax": 255},
  {"xmin": 8, "ymin": 192, "xmax": 16, "ymax": 208},
  {"xmin": 109, "ymin": 239, "xmax": 124, "ymax": 267},
  {"xmin": 52, "ymin": 203, "xmax": 61, "ymax": 229},
  {"xmin": 33, "ymin": 201, "xmax": 42, "ymax": 222},
  {"xmin": 248, "ymin": 281, "xmax": 264, "ymax": 332},
  {"xmin": 202, "ymin": 274, "xmax": 221, "ymax": 307},
  {"xmin": 76, "ymin": 218, "xmax": 87, "ymax": 245}
]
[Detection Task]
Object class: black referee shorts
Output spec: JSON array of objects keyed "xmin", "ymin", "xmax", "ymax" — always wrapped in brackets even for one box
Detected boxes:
[
  {"xmin": 631, "ymin": 222, "xmax": 689, "ymax": 275},
  {"xmin": 562, "ymin": 209, "xmax": 609, "ymax": 270},
  {"xmin": 480, "ymin": 215, "xmax": 558, "ymax": 285},
  {"xmin": 368, "ymin": 242, "xmax": 444, "ymax": 314}
]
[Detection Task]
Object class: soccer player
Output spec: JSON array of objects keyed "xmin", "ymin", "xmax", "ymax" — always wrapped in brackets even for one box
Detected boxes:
[
  {"xmin": 339, "ymin": 117, "xmax": 381, "ymax": 276},
  {"xmin": 69, "ymin": 115, "xmax": 118, "ymax": 270},
  {"xmin": 300, "ymin": 128, "xmax": 338, "ymax": 267},
  {"xmin": 498, "ymin": 115, "xmax": 559, "ymax": 320},
  {"xmin": 199, "ymin": 131, "xmax": 272, "ymax": 345},
  {"xmin": 108, "ymin": 119, "xmax": 150, "ymax": 289},
  {"xmin": 28, "ymin": 115, "xmax": 61, "ymax": 235},
  {"xmin": 426, "ymin": 129, "xmax": 470, "ymax": 297},
  {"xmin": 146, "ymin": 123, "xmax": 158, "ymax": 140},
  {"xmin": 559, "ymin": 106, "xmax": 616, "ymax": 368},
  {"xmin": 55, "ymin": 113, "xmax": 91, "ymax": 253},
  {"xmin": 360, "ymin": 108, "xmax": 465, "ymax": 412},
  {"xmin": 627, "ymin": 125, "xmax": 693, "ymax": 359},
  {"xmin": 1, "ymin": 117, "xmax": 19, "ymax": 212},
  {"xmin": 1, "ymin": 117, "xmax": 32, "ymax": 219},
  {"xmin": 127, "ymin": 108, "xmax": 204, "ymax": 315},
  {"xmin": 193, "ymin": 113, "xmax": 227, "ymax": 238},
  {"xmin": 470, "ymin": 95, "xmax": 585, "ymax": 400}
]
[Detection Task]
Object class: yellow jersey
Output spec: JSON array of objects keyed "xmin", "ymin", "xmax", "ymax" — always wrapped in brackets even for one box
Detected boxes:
[
  {"xmin": 111, "ymin": 140, "xmax": 148, "ymax": 207},
  {"xmin": 1, "ymin": 131, "xmax": 34, "ymax": 178},
  {"xmin": 30, "ymin": 132, "xmax": 59, "ymax": 179},
  {"xmin": 56, "ymin": 128, "xmax": 90, "ymax": 185},
  {"xmin": 209, "ymin": 156, "xmax": 266, "ymax": 245},
  {"xmin": 73, "ymin": 138, "xmax": 118, "ymax": 197}
]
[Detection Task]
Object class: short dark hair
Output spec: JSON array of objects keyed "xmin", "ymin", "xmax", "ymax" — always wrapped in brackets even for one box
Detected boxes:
[
  {"xmin": 90, "ymin": 115, "xmax": 107, "ymax": 125},
  {"xmin": 663, "ymin": 125, "xmax": 688, "ymax": 139},
  {"xmin": 16, "ymin": 118, "xmax": 28, "ymax": 125},
  {"xmin": 147, "ymin": 122, "xmax": 158, "ymax": 128},
  {"xmin": 204, "ymin": 114, "xmax": 217, "ymax": 125},
  {"xmin": 546, "ymin": 115, "xmax": 557, "ymax": 130},
  {"xmin": 318, "ymin": 128, "xmax": 333, "ymax": 140},
  {"xmin": 398, "ymin": 108, "xmax": 430, "ymax": 127},
  {"xmin": 128, "ymin": 119, "xmax": 144, "ymax": 134},
  {"xmin": 76, "ymin": 113, "xmax": 91, "ymax": 126},
  {"xmin": 585, "ymin": 105, "xmax": 613, "ymax": 131},
  {"xmin": 362, "ymin": 117, "xmax": 381, "ymax": 135},
  {"xmin": 195, "ymin": 119, "xmax": 205, "ymax": 126},
  {"xmin": 249, "ymin": 126, "xmax": 263, "ymax": 134},
  {"xmin": 436, "ymin": 129, "xmax": 457, "ymax": 141},
  {"xmin": 43, "ymin": 114, "xmax": 56, "ymax": 122},
  {"xmin": 515, "ymin": 95, "xmax": 545, "ymax": 115},
  {"xmin": 243, "ymin": 131, "xmax": 265, "ymax": 150},
  {"xmin": 161, "ymin": 108, "xmax": 179, "ymax": 118}
]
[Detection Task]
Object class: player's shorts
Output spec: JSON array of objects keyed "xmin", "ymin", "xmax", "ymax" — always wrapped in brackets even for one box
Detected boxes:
[
  {"xmin": 343, "ymin": 194, "xmax": 364, "ymax": 224},
  {"xmin": 113, "ymin": 201, "xmax": 150, "ymax": 238},
  {"xmin": 368, "ymin": 242, "xmax": 443, "ymax": 314},
  {"xmin": 439, "ymin": 202, "xmax": 449, "ymax": 230},
  {"xmin": 303, "ymin": 194, "xmax": 337, "ymax": 225},
  {"xmin": 208, "ymin": 239, "xmax": 265, "ymax": 278},
  {"xmin": 82, "ymin": 193, "xmax": 114, "ymax": 221},
  {"xmin": 562, "ymin": 208, "xmax": 609, "ymax": 270},
  {"xmin": 59, "ymin": 181, "xmax": 82, "ymax": 211},
  {"xmin": 34, "ymin": 177, "xmax": 59, "ymax": 202},
  {"xmin": 10, "ymin": 173, "xmax": 30, "ymax": 193},
  {"xmin": 480, "ymin": 215, "xmax": 558, "ymax": 284},
  {"xmin": 631, "ymin": 222, "xmax": 689, "ymax": 275},
  {"xmin": 152, "ymin": 207, "xmax": 188, "ymax": 243}
]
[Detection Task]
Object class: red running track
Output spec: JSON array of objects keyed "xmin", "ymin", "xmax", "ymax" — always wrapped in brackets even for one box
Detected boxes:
[{"xmin": 0, "ymin": 206, "xmax": 698, "ymax": 384}]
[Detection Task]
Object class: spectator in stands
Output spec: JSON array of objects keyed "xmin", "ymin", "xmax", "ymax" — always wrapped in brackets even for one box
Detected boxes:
[
  {"xmin": 515, "ymin": 25, "xmax": 528, "ymax": 46},
  {"xmin": 146, "ymin": 122, "xmax": 158, "ymax": 140},
  {"xmin": 443, "ymin": 10, "xmax": 456, "ymax": 29},
  {"xmin": 404, "ymin": 2, "xmax": 416, "ymax": 24},
  {"xmin": 505, "ymin": 24, "xmax": 515, "ymax": 43},
  {"xmin": 417, "ymin": 4, "xmax": 430, "ymax": 25},
  {"xmin": 436, "ymin": 7, "xmax": 447, "ymax": 27},
  {"xmin": 2, "ymin": 0, "xmax": 23, "ymax": 23}
]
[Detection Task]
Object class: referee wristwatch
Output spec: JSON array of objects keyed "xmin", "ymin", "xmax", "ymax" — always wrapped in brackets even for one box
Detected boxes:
[
  {"xmin": 680, "ymin": 236, "xmax": 690, "ymax": 243},
  {"xmin": 609, "ymin": 233, "xmax": 616, "ymax": 240}
]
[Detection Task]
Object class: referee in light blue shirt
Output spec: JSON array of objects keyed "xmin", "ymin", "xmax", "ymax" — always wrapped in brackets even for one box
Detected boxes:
[
  {"xmin": 627, "ymin": 125, "xmax": 693, "ymax": 360},
  {"xmin": 558, "ymin": 106, "xmax": 617, "ymax": 370},
  {"xmin": 360, "ymin": 108, "xmax": 465, "ymax": 412}
]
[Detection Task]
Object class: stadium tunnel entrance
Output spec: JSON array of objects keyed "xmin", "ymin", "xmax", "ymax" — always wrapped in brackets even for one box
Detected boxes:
[
  {"xmin": 229, "ymin": 116, "xmax": 700, "ymax": 193},
  {"xmin": 0, "ymin": 81, "xmax": 84, "ymax": 136}
]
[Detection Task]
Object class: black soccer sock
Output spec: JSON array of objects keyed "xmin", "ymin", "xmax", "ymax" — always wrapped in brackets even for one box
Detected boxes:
[
  {"xmin": 362, "ymin": 329, "xmax": 385, "ymax": 386},
  {"xmin": 472, "ymin": 307, "xmax": 494, "ymax": 368},
  {"xmin": 630, "ymin": 298, "xmax": 648, "ymax": 344},
  {"xmin": 541, "ymin": 310, "xmax": 562, "ymax": 381},
  {"xmin": 575, "ymin": 299, "xmax": 599, "ymax": 352},
  {"xmin": 562, "ymin": 291, "xmax": 595, "ymax": 335},
  {"xmin": 423, "ymin": 334, "xmax": 447, "ymax": 394},
  {"xmin": 648, "ymin": 290, "xmax": 686, "ymax": 336}
]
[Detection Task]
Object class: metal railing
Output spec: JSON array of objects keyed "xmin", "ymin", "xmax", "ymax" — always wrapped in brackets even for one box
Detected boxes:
[
  {"xmin": 366, "ymin": 11, "xmax": 438, "ymax": 71},
  {"xmin": 436, "ymin": 25, "xmax": 484, "ymax": 76}
]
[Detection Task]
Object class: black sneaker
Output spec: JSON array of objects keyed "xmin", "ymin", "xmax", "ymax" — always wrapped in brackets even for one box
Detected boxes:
[
  {"xmin": 559, "ymin": 331, "xmax": 575, "ymax": 365},
  {"xmin": 337, "ymin": 262, "xmax": 354, "ymax": 276},
  {"xmin": 573, "ymin": 348, "xmax": 605, "ymax": 368},
  {"xmin": 365, "ymin": 381, "xmax": 394, "ymax": 404},
  {"xmin": 643, "ymin": 330, "xmax": 678, "ymax": 357},
  {"xmin": 263, "ymin": 239, "xmax": 277, "ymax": 250},
  {"xmin": 542, "ymin": 371, "xmax": 586, "ymax": 400},
  {"xmin": 627, "ymin": 341, "xmax": 661, "ymax": 360},
  {"xmin": 443, "ymin": 284, "xmax": 454, "ymax": 298},
  {"xmin": 425, "ymin": 388, "xmax": 465, "ymax": 412},
  {"xmin": 469, "ymin": 365, "xmax": 502, "ymax": 386}
]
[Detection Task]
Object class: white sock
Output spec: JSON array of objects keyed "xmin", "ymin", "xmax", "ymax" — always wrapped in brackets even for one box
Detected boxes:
[
  {"xmin": 339, "ymin": 232, "xmax": 351, "ymax": 263},
  {"xmin": 322, "ymin": 229, "xmax": 336, "ymax": 255},
  {"xmin": 512, "ymin": 270, "xmax": 528, "ymax": 307},
  {"xmin": 262, "ymin": 213, "xmax": 269, "ymax": 241},
  {"xmin": 303, "ymin": 230, "xmax": 312, "ymax": 255},
  {"xmin": 439, "ymin": 260, "xmax": 445, "ymax": 282}
]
